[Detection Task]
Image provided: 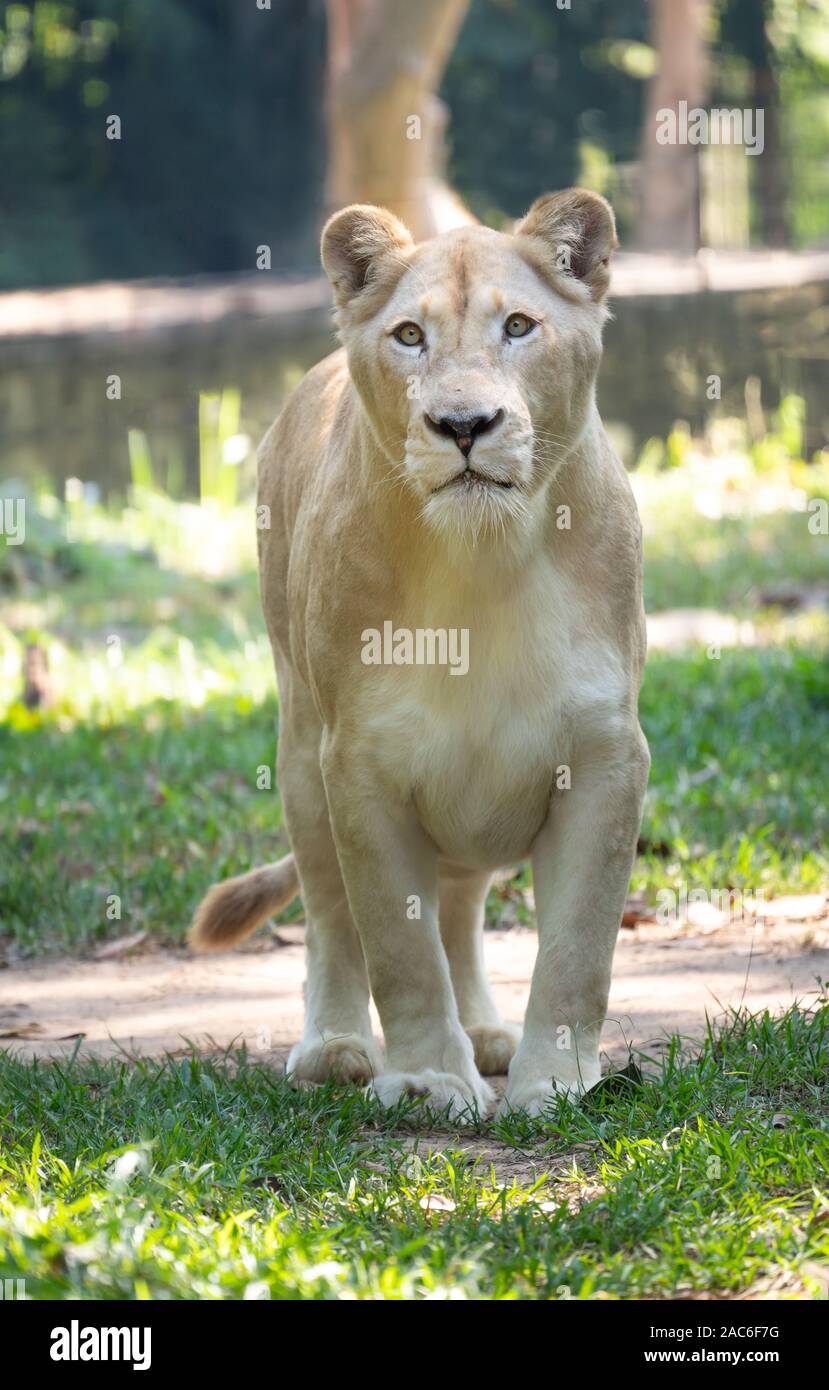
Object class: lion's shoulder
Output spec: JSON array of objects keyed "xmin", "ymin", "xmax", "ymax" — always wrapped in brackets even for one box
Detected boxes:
[{"xmin": 258, "ymin": 347, "xmax": 352, "ymax": 487}]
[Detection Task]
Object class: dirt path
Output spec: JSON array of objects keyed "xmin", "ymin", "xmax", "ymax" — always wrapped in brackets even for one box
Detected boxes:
[{"xmin": 2, "ymin": 919, "xmax": 827, "ymax": 1075}]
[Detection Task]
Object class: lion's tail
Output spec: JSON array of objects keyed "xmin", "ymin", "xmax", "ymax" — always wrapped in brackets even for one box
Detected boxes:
[{"xmin": 188, "ymin": 854, "xmax": 300, "ymax": 952}]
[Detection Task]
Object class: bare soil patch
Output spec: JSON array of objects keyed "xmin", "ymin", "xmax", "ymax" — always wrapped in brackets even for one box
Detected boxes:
[{"xmin": 2, "ymin": 920, "xmax": 826, "ymax": 1070}]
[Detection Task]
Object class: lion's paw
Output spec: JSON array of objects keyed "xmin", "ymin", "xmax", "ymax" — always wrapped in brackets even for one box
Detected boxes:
[
  {"xmin": 287, "ymin": 1033, "xmax": 381, "ymax": 1085},
  {"xmin": 498, "ymin": 1072, "xmax": 597, "ymax": 1119},
  {"xmin": 369, "ymin": 1069, "xmax": 494, "ymax": 1124},
  {"xmin": 466, "ymin": 1024, "xmax": 521, "ymax": 1076}
]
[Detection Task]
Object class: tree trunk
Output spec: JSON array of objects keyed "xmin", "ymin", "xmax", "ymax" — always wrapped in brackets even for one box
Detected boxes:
[
  {"xmin": 324, "ymin": 0, "xmax": 473, "ymax": 240},
  {"xmin": 750, "ymin": 2, "xmax": 788, "ymax": 247},
  {"xmin": 637, "ymin": 0, "xmax": 710, "ymax": 254}
]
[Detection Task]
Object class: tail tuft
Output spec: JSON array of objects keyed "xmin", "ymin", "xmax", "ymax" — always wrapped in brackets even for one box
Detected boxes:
[{"xmin": 188, "ymin": 854, "xmax": 300, "ymax": 952}]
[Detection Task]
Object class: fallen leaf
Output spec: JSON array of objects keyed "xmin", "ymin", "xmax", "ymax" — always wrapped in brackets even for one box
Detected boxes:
[
  {"xmin": 0, "ymin": 1021, "xmax": 44, "ymax": 1039},
  {"xmin": 419, "ymin": 1193, "xmax": 456, "ymax": 1213},
  {"xmin": 621, "ymin": 893, "xmax": 655, "ymax": 927},
  {"xmin": 592, "ymin": 1061, "xmax": 644, "ymax": 1096},
  {"xmin": 93, "ymin": 931, "xmax": 148, "ymax": 961}
]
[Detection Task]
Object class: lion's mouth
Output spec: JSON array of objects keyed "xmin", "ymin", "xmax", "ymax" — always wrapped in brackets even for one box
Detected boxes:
[{"xmin": 432, "ymin": 468, "xmax": 514, "ymax": 495}]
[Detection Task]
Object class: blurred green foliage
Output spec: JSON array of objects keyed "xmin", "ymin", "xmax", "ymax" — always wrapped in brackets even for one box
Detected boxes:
[
  {"xmin": 2, "ymin": 0, "xmax": 829, "ymax": 289},
  {"xmin": 446, "ymin": 0, "xmax": 829, "ymax": 243},
  {"xmin": 0, "ymin": 0, "xmax": 326, "ymax": 287},
  {"xmin": 444, "ymin": 0, "xmax": 649, "ymax": 230}
]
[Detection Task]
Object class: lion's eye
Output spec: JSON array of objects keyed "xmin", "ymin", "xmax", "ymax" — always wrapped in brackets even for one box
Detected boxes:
[
  {"xmin": 504, "ymin": 313, "xmax": 535, "ymax": 339},
  {"xmin": 393, "ymin": 322, "xmax": 425, "ymax": 347}
]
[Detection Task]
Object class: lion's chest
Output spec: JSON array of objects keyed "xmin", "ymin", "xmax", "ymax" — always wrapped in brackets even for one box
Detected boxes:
[{"xmin": 351, "ymin": 567, "xmax": 593, "ymax": 867}]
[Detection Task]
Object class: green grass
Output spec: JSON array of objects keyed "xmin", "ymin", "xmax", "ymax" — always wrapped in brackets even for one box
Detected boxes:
[
  {"xmin": 0, "ymin": 697, "xmax": 298, "ymax": 954},
  {"xmin": 1, "ymin": 1000, "xmax": 827, "ymax": 1300},
  {"xmin": 633, "ymin": 452, "xmax": 829, "ymax": 616},
  {"xmin": 636, "ymin": 644, "xmax": 829, "ymax": 896}
]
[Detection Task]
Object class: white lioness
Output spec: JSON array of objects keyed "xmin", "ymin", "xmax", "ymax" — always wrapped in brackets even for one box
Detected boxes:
[{"xmin": 190, "ymin": 188, "xmax": 649, "ymax": 1120}]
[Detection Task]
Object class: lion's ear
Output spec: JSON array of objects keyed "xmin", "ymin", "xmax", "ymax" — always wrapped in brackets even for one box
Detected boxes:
[
  {"xmin": 321, "ymin": 204, "xmax": 414, "ymax": 308},
  {"xmin": 515, "ymin": 189, "xmax": 617, "ymax": 302}
]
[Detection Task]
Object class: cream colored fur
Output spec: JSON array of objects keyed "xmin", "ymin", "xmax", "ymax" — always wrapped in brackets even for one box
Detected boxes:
[{"xmin": 190, "ymin": 188, "xmax": 649, "ymax": 1121}]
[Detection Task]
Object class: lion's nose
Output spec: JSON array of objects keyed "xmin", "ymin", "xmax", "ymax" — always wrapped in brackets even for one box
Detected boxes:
[{"xmin": 425, "ymin": 408, "xmax": 504, "ymax": 458}]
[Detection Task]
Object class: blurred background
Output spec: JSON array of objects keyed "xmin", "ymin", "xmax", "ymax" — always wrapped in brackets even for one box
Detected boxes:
[
  {"xmin": 1, "ymin": 0, "xmax": 828, "ymax": 955},
  {"xmin": 2, "ymin": 0, "xmax": 829, "ymax": 484}
]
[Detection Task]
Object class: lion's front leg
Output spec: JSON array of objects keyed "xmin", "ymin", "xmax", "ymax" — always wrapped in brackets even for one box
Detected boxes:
[
  {"xmin": 321, "ymin": 741, "xmax": 493, "ymax": 1123},
  {"xmin": 503, "ymin": 725, "xmax": 649, "ymax": 1116},
  {"xmin": 439, "ymin": 861, "xmax": 520, "ymax": 1076}
]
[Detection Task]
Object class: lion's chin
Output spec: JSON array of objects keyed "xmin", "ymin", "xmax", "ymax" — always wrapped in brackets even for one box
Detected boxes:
[{"xmin": 422, "ymin": 477, "xmax": 529, "ymax": 544}]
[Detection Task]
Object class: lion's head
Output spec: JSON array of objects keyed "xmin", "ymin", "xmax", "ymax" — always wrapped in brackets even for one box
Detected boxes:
[{"xmin": 321, "ymin": 189, "xmax": 616, "ymax": 543}]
